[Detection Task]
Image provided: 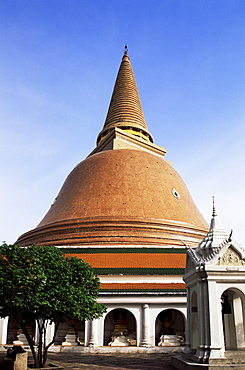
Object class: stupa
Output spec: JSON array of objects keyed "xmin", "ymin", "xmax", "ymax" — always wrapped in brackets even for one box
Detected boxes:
[{"xmin": 2, "ymin": 48, "xmax": 209, "ymax": 348}]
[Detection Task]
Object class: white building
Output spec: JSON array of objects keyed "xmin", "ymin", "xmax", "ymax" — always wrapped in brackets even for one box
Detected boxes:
[
  {"xmin": 2, "ymin": 50, "xmax": 211, "ymax": 349},
  {"xmin": 172, "ymin": 201, "xmax": 245, "ymax": 368}
]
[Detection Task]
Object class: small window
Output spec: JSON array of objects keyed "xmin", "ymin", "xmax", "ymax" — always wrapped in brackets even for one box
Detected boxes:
[{"xmin": 172, "ymin": 188, "xmax": 180, "ymax": 199}]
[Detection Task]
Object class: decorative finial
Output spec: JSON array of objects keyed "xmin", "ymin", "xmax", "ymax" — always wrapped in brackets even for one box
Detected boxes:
[
  {"xmin": 212, "ymin": 196, "xmax": 218, "ymax": 217},
  {"xmin": 124, "ymin": 45, "xmax": 128, "ymax": 55},
  {"xmin": 228, "ymin": 229, "xmax": 233, "ymax": 242}
]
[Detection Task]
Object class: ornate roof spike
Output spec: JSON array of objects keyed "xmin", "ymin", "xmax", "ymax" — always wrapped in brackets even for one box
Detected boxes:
[
  {"xmin": 195, "ymin": 197, "xmax": 229, "ymax": 259},
  {"xmin": 212, "ymin": 196, "xmax": 218, "ymax": 217},
  {"xmin": 97, "ymin": 49, "xmax": 154, "ymax": 145},
  {"xmin": 228, "ymin": 229, "xmax": 233, "ymax": 241}
]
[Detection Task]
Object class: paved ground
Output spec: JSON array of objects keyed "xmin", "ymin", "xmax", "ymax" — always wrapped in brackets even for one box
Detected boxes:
[{"xmin": 0, "ymin": 351, "xmax": 177, "ymax": 369}]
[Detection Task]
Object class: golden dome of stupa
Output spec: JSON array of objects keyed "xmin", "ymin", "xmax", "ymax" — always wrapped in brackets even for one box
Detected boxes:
[{"xmin": 17, "ymin": 49, "xmax": 208, "ymax": 248}]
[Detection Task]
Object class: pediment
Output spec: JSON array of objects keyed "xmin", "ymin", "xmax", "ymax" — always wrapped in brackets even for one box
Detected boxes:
[
  {"xmin": 184, "ymin": 206, "xmax": 245, "ymax": 269},
  {"xmin": 185, "ymin": 236, "xmax": 245, "ymax": 268},
  {"xmin": 216, "ymin": 246, "xmax": 245, "ymax": 266}
]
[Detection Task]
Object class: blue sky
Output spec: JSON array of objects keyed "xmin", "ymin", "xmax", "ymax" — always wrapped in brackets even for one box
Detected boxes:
[{"xmin": 1, "ymin": 0, "xmax": 245, "ymax": 244}]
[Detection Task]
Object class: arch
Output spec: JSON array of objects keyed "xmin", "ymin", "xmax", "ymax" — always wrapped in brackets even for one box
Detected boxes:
[
  {"xmin": 191, "ymin": 290, "xmax": 198, "ymax": 349},
  {"xmin": 7, "ymin": 316, "xmax": 18, "ymax": 344},
  {"xmin": 103, "ymin": 308, "xmax": 136, "ymax": 346},
  {"xmin": 7, "ymin": 316, "xmax": 35, "ymax": 345},
  {"xmin": 221, "ymin": 288, "xmax": 245, "ymax": 350},
  {"xmin": 54, "ymin": 318, "xmax": 85, "ymax": 345},
  {"xmin": 155, "ymin": 309, "xmax": 185, "ymax": 346}
]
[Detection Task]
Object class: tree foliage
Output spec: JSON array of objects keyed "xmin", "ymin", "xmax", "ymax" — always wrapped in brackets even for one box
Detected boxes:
[{"xmin": 0, "ymin": 244, "xmax": 106, "ymax": 367}]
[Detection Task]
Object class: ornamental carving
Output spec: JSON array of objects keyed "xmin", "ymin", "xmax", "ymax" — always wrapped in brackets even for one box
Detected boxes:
[{"xmin": 216, "ymin": 247, "xmax": 245, "ymax": 266}]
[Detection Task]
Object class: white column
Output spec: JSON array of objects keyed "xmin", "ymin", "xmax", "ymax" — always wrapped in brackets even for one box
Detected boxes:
[
  {"xmin": 84, "ymin": 320, "xmax": 90, "ymax": 346},
  {"xmin": 88, "ymin": 319, "xmax": 98, "ymax": 347},
  {"xmin": 203, "ymin": 279, "xmax": 211, "ymax": 361},
  {"xmin": 45, "ymin": 321, "xmax": 55, "ymax": 345},
  {"xmin": 0, "ymin": 317, "xmax": 9, "ymax": 345},
  {"xmin": 233, "ymin": 295, "xmax": 245, "ymax": 348},
  {"xmin": 184, "ymin": 287, "xmax": 192, "ymax": 354},
  {"xmin": 140, "ymin": 304, "xmax": 151, "ymax": 347},
  {"xmin": 208, "ymin": 281, "xmax": 224, "ymax": 358},
  {"xmin": 196, "ymin": 278, "xmax": 205, "ymax": 362}
]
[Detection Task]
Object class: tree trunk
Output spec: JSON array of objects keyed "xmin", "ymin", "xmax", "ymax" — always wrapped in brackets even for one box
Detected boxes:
[
  {"xmin": 43, "ymin": 321, "xmax": 60, "ymax": 367},
  {"xmin": 36, "ymin": 320, "xmax": 44, "ymax": 368},
  {"xmin": 14, "ymin": 314, "xmax": 38, "ymax": 367}
]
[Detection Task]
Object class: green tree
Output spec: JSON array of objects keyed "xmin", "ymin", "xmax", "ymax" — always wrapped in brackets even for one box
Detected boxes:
[{"xmin": 0, "ymin": 244, "xmax": 106, "ymax": 368}]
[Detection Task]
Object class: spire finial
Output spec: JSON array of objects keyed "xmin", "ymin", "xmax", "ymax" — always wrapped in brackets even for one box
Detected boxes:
[
  {"xmin": 96, "ymin": 46, "xmax": 154, "ymax": 146},
  {"xmin": 212, "ymin": 196, "xmax": 218, "ymax": 217},
  {"xmin": 124, "ymin": 45, "xmax": 128, "ymax": 55}
]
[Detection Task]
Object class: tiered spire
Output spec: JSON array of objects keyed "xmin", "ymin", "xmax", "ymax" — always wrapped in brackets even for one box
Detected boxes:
[
  {"xmin": 97, "ymin": 47, "xmax": 153, "ymax": 145},
  {"xmin": 186, "ymin": 198, "xmax": 245, "ymax": 267},
  {"xmin": 212, "ymin": 196, "xmax": 217, "ymax": 217},
  {"xmin": 196, "ymin": 197, "xmax": 229, "ymax": 258}
]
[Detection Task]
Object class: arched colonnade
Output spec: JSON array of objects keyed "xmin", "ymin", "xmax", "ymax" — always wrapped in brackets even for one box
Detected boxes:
[{"xmin": 0, "ymin": 306, "xmax": 186, "ymax": 348}]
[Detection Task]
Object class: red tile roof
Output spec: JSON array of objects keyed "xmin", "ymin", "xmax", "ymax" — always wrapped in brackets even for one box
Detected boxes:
[
  {"xmin": 63, "ymin": 253, "xmax": 186, "ymax": 269},
  {"xmin": 100, "ymin": 282, "xmax": 186, "ymax": 291}
]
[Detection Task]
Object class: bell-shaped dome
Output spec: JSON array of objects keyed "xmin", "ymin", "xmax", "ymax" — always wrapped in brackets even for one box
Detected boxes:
[
  {"xmin": 17, "ymin": 149, "xmax": 207, "ymax": 246},
  {"xmin": 16, "ymin": 50, "xmax": 208, "ymax": 247}
]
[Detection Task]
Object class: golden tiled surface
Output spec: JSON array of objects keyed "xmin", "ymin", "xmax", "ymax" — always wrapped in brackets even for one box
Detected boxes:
[
  {"xmin": 16, "ymin": 52, "xmax": 208, "ymax": 249},
  {"xmin": 39, "ymin": 149, "xmax": 206, "ymax": 227},
  {"xmin": 97, "ymin": 53, "xmax": 153, "ymax": 144},
  {"xmin": 17, "ymin": 149, "xmax": 208, "ymax": 246}
]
